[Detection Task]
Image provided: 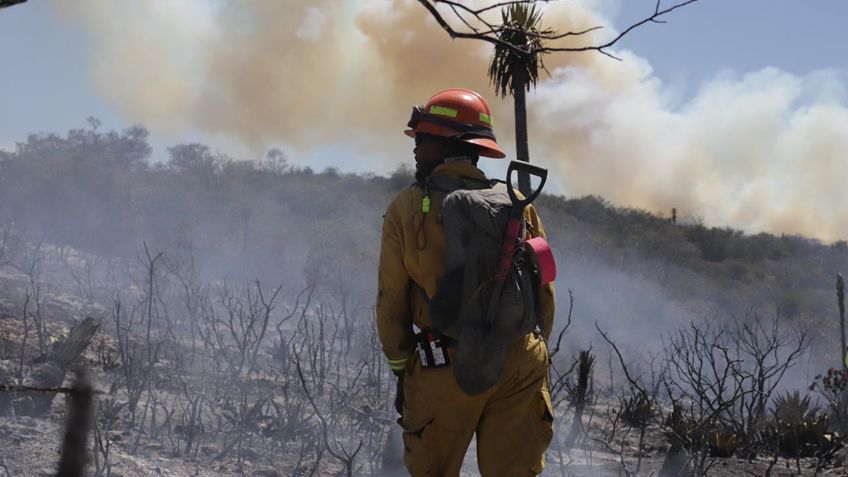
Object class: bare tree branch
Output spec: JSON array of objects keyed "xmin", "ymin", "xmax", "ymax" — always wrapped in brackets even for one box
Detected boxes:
[
  {"xmin": 295, "ymin": 351, "xmax": 364, "ymax": 476},
  {"xmin": 0, "ymin": 0, "xmax": 26, "ymax": 10},
  {"xmin": 448, "ymin": 2, "xmax": 481, "ymax": 32},
  {"xmin": 550, "ymin": 288, "xmax": 574, "ymax": 358},
  {"xmin": 436, "ymin": 0, "xmax": 552, "ymax": 17},
  {"xmin": 0, "ymin": 383, "xmax": 77, "ymax": 393},
  {"xmin": 416, "ymin": 0, "xmax": 535, "ymax": 56},
  {"xmin": 418, "ymin": 0, "xmax": 701, "ymax": 60},
  {"xmin": 541, "ymin": 0, "xmax": 700, "ymax": 57}
]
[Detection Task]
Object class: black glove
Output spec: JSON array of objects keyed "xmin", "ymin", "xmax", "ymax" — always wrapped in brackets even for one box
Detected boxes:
[{"xmin": 394, "ymin": 374, "xmax": 404, "ymax": 416}]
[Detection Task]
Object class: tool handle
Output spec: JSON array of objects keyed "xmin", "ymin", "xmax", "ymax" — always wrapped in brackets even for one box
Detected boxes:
[
  {"xmin": 493, "ymin": 217, "xmax": 522, "ymax": 282},
  {"xmin": 506, "ymin": 161, "xmax": 548, "ymax": 208}
]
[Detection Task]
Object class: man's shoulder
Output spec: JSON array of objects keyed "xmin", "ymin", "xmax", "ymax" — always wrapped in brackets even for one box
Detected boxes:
[{"xmin": 386, "ymin": 183, "xmax": 422, "ymax": 216}]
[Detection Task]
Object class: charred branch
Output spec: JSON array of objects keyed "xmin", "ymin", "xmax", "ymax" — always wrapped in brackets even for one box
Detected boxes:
[
  {"xmin": 55, "ymin": 368, "xmax": 94, "ymax": 477},
  {"xmin": 0, "ymin": 0, "xmax": 26, "ymax": 10},
  {"xmin": 418, "ymin": 0, "xmax": 701, "ymax": 60}
]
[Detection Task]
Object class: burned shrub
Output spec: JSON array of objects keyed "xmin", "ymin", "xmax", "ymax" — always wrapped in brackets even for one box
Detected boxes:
[
  {"xmin": 563, "ymin": 350, "xmax": 595, "ymax": 450},
  {"xmin": 811, "ymin": 368, "xmax": 848, "ymax": 432},
  {"xmin": 707, "ymin": 427, "xmax": 739, "ymax": 458},
  {"xmin": 620, "ymin": 391, "xmax": 655, "ymax": 428}
]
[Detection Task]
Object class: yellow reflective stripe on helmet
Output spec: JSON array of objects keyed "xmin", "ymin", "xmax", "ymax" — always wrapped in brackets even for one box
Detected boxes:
[
  {"xmin": 429, "ymin": 105, "xmax": 458, "ymax": 118},
  {"xmin": 387, "ymin": 356, "xmax": 408, "ymax": 371},
  {"xmin": 479, "ymin": 112, "xmax": 493, "ymax": 125}
]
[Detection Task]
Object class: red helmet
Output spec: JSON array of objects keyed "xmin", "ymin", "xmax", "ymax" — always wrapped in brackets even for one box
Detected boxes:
[{"xmin": 405, "ymin": 88, "xmax": 506, "ymax": 159}]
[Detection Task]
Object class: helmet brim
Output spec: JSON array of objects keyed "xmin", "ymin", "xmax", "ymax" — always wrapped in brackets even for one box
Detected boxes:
[
  {"xmin": 465, "ymin": 137, "xmax": 506, "ymax": 158},
  {"xmin": 404, "ymin": 129, "xmax": 506, "ymax": 159}
]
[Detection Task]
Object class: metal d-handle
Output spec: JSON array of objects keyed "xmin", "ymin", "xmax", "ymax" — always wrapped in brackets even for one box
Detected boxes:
[{"xmin": 506, "ymin": 160, "xmax": 548, "ymax": 208}]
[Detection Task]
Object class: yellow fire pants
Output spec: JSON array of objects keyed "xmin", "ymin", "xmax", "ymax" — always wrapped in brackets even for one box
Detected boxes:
[{"xmin": 400, "ymin": 332, "xmax": 554, "ymax": 476}]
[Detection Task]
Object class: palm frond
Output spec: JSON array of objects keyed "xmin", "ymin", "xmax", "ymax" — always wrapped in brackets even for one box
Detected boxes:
[{"xmin": 487, "ymin": 3, "xmax": 553, "ymax": 98}]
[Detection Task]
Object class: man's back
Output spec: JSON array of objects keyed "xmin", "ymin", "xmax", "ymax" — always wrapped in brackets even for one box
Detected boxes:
[
  {"xmin": 376, "ymin": 88, "xmax": 557, "ymax": 476},
  {"xmin": 376, "ymin": 160, "xmax": 554, "ymax": 362}
]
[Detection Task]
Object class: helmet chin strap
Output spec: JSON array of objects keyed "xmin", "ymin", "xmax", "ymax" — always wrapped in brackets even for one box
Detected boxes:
[{"xmin": 444, "ymin": 156, "xmax": 474, "ymax": 163}]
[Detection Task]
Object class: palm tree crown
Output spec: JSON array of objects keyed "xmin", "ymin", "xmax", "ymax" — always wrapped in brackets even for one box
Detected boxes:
[
  {"xmin": 488, "ymin": 3, "xmax": 552, "ymax": 196},
  {"xmin": 488, "ymin": 4, "xmax": 551, "ymax": 99}
]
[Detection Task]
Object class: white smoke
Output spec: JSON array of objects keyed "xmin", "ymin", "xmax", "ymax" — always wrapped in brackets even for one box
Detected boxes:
[
  {"xmin": 51, "ymin": 0, "xmax": 848, "ymax": 240},
  {"xmin": 531, "ymin": 62, "xmax": 848, "ymax": 239}
]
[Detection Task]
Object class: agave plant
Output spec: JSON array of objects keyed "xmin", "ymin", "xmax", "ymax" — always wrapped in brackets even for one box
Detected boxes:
[
  {"xmin": 760, "ymin": 390, "xmax": 838, "ymax": 458},
  {"xmin": 563, "ymin": 350, "xmax": 595, "ymax": 450},
  {"xmin": 621, "ymin": 391, "xmax": 655, "ymax": 428}
]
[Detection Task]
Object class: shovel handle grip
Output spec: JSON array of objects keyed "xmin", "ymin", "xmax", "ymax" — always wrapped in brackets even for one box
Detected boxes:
[{"xmin": 506, "ymin": 161, "xmax": 548, "ymax": 208}]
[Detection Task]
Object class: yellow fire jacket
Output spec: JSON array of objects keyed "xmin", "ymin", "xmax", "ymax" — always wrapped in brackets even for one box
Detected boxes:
[{"xmin": 376, "ymin": 160, "xmax": 556, "ymax": 373}]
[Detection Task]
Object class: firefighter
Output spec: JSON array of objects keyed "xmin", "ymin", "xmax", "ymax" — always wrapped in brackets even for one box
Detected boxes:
[{"xmin": 376, "ymin": 88, "xmax": 556, "ymax": 476}]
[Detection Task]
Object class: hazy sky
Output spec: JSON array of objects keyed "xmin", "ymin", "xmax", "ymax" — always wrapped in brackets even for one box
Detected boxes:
[{"xmin": 2, "ymin": 0, "xmax": 848, "ymax": 239}]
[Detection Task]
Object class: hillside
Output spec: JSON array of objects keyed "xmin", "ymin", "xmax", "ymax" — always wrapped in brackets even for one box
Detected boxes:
[
  {"xmin": 2, "ymin": 125, "xmax": 844, "ymax": 361},
  {"xmin": 1, "ymin": 125, "xmax": 847, "ymax": 475}
]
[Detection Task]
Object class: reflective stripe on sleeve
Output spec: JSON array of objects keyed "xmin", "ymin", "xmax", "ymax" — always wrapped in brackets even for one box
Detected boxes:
[{"xmin": 387, "ymin": 356, "xmax": 408, "ymax": 371}]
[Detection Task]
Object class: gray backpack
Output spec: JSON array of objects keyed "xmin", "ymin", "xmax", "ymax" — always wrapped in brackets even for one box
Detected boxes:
[{"xmin": 424, "ymin": 174, "xmax": 541, "ymax": 395}]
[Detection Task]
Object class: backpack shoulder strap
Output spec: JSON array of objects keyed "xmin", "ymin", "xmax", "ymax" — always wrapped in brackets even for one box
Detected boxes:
[
  {"xmin": 425, "ymin": 174, "xmax": 465, "ymax": 194},
  {"xmin": 417, "ymin": 174, "xmax": 500, "ymax": 193}
]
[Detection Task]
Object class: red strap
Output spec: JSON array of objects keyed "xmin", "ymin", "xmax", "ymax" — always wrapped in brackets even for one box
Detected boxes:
[{"xmin": 494, "ymin": 217, "xmax": 522, "ymax": 282}]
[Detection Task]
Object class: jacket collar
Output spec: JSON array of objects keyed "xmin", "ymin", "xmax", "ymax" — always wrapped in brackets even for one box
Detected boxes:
[{"xmin": 430, "ymin": 159, "xmax": 488, "ymax": 183}]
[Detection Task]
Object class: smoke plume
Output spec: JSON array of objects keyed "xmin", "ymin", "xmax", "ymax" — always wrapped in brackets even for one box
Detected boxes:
[{"xmin": 53, "ymin": 0, "xmax": 848, "ymax": 240}]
